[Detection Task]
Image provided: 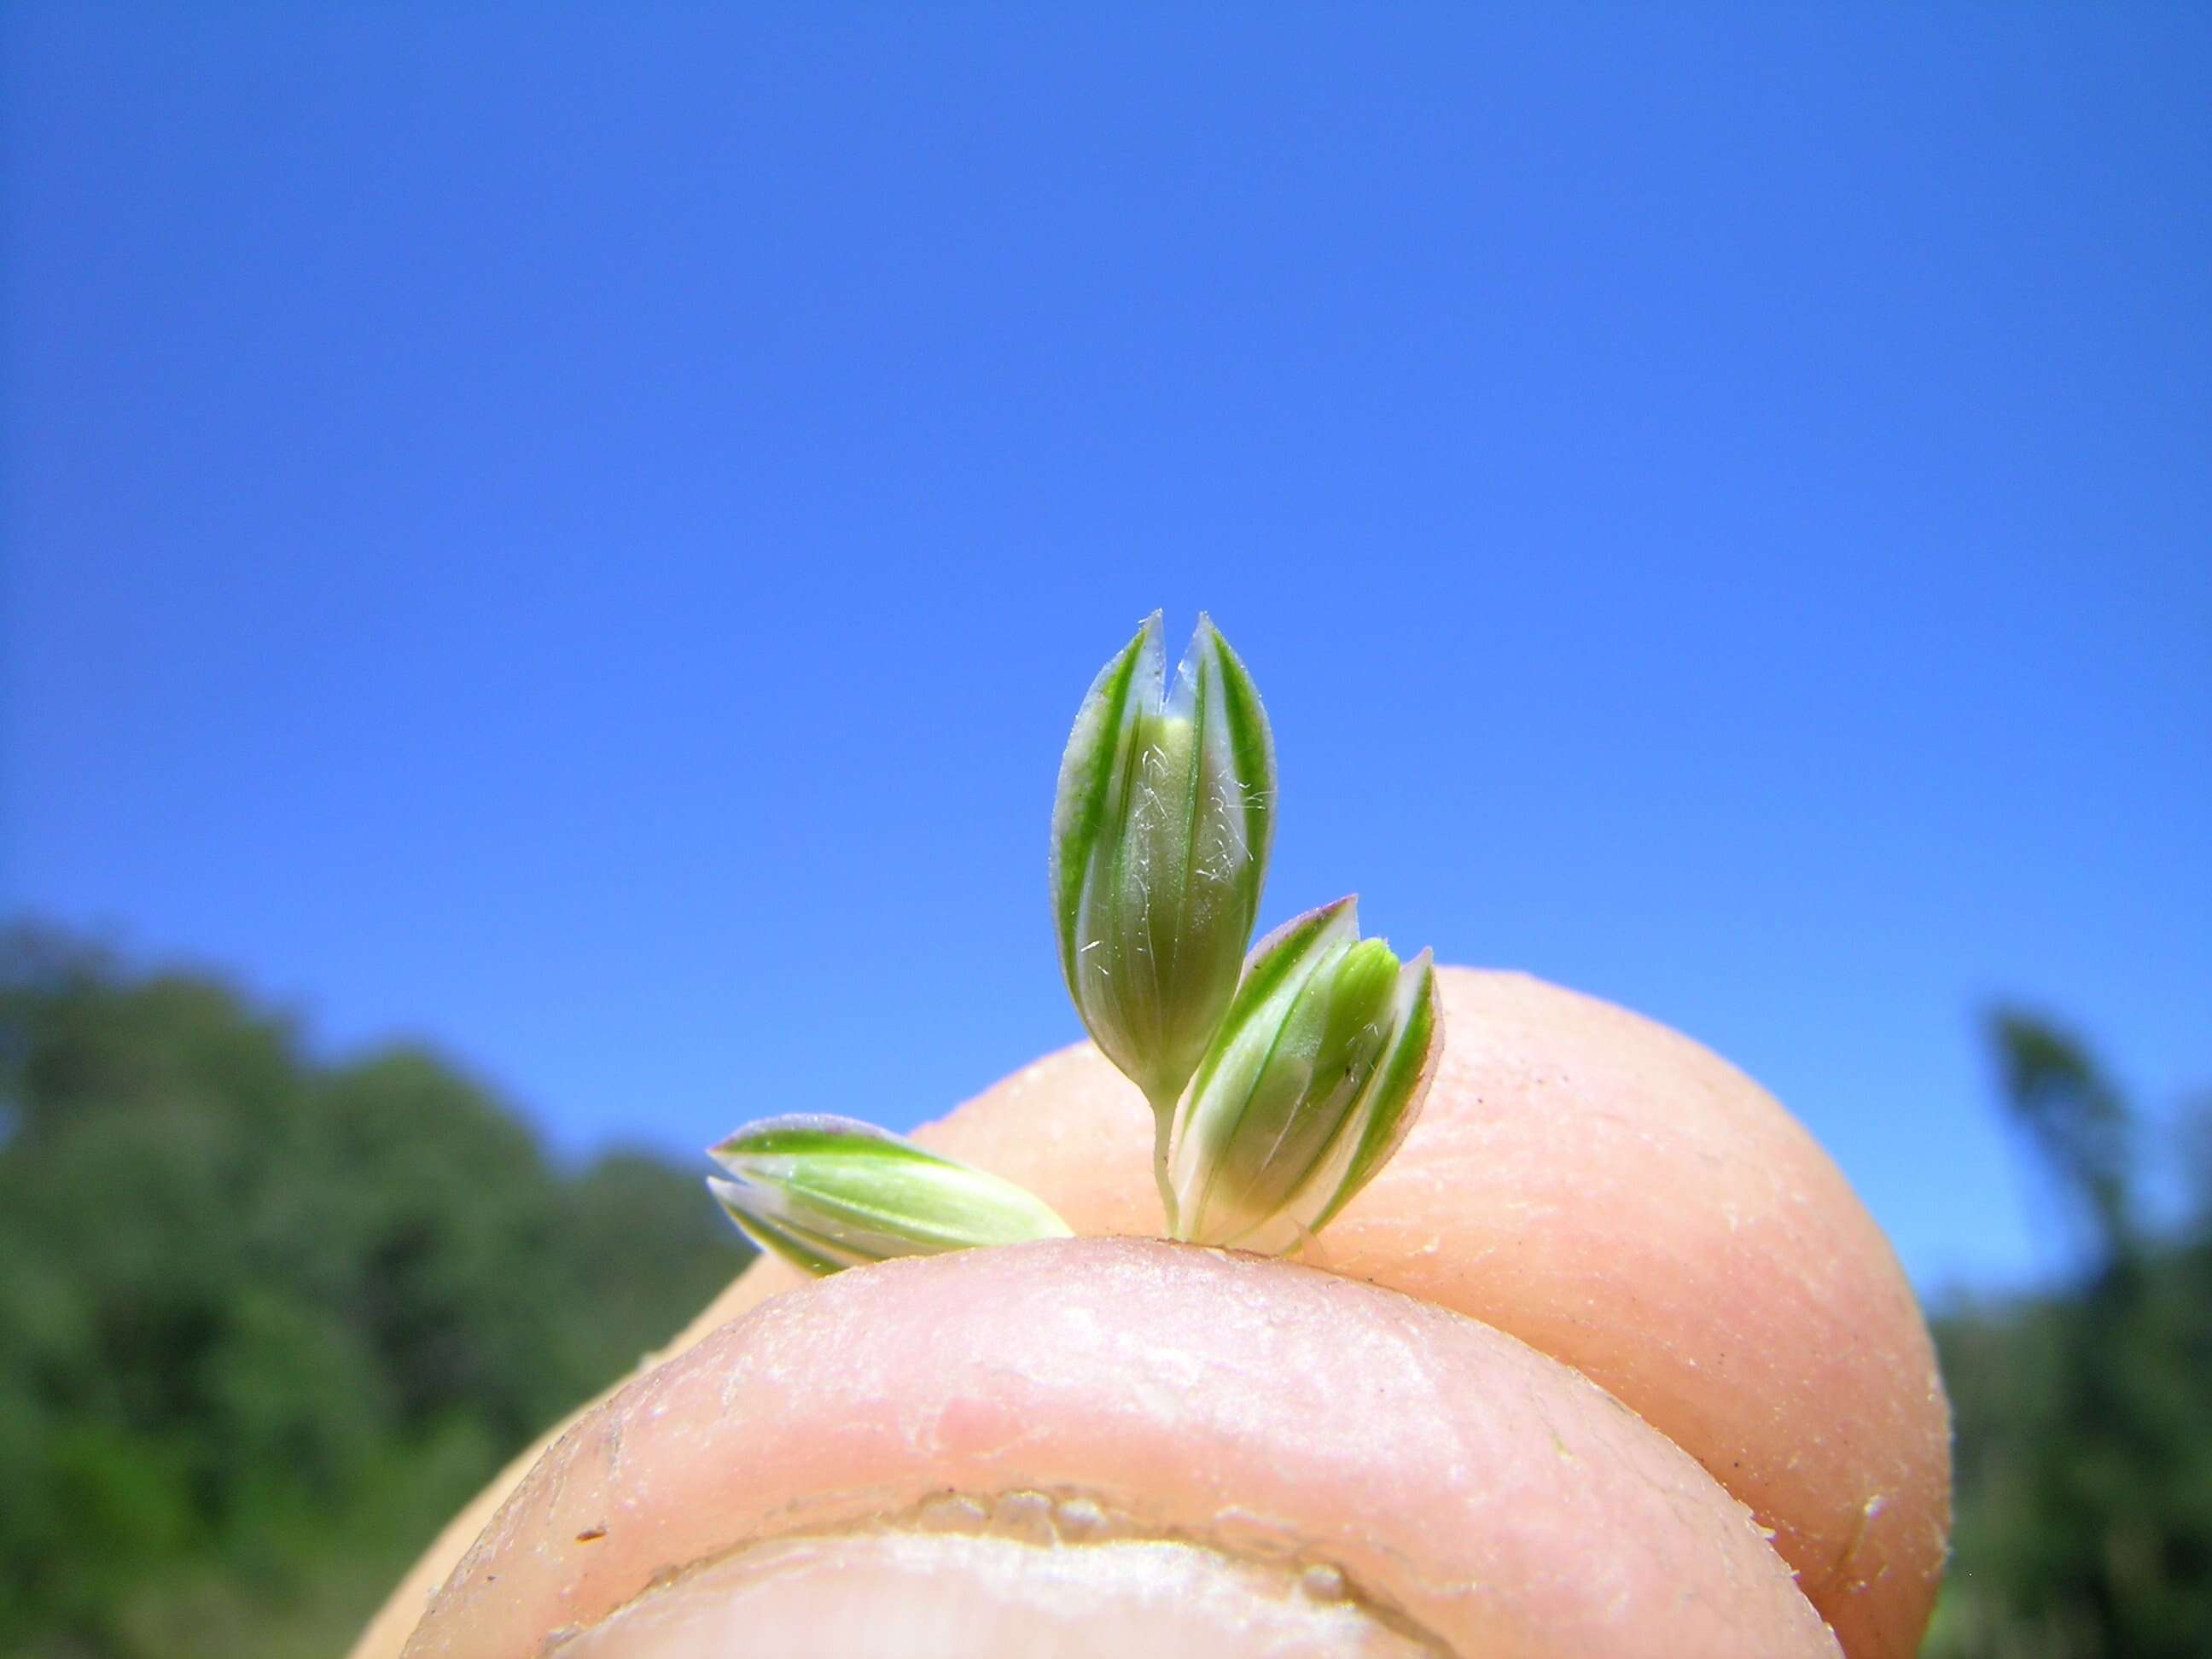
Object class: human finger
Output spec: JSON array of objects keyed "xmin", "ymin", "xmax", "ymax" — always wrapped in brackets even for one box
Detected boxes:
[
  {"xmin": 355, "ymin": 966, "xmax": 1947, "ymax": 1658},
  {"xmin": 911, "ymin": 968, "xmax": 1950, "ymax": 1656},
  {"xmin": 401, "ymin": 1237, "xmax": 1841, "ymax": 1659}
]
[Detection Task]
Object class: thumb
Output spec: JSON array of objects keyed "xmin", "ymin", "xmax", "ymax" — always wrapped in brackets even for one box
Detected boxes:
[{"xmin": 401, "ymin": 1238, "xmax": 1836, "ymax": 1658}]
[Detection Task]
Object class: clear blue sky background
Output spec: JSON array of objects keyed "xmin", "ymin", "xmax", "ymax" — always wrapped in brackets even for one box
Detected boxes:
[{"xmin": 5, "ymin": 6, "xmax": 2206, "ymax": 1297}]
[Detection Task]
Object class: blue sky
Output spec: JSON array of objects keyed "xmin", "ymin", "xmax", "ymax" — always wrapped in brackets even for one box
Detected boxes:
[{"xmin": 5, "ymin": 5, "xmax": 2206, "ymax": 1296}]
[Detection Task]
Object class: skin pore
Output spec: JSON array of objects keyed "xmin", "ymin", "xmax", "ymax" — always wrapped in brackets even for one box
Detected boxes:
[{"xmin": 353, "ymin": 968, "xmax": 1951, "ymax": 1658}]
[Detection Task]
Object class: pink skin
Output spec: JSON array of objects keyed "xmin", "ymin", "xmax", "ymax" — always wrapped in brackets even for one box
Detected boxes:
[
  {"xmin": 402, "ymin": 1239, "xmax": 1840, "ymax": 1658},
  {"xmin": 354, "ymin": 968, "xmax": 1949, "ymax": 1657}
]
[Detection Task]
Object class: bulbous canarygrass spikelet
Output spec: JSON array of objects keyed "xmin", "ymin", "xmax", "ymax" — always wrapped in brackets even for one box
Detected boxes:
[
  {"xmin": 1049, "ymin": 612, "xmax": 1276, "ymax": 1115},
  {"xmin": 707, "ymin": 1115, "xmax": 1071, "ymax": 1277},
  {"xmin": 1167, "ymin": 896, "xmax": 1442, "ymax": 1254}
]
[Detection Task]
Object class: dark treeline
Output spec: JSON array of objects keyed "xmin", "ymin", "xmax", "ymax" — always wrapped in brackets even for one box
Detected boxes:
[
  {"xmin": 3, "ymin": 928, "xmax": 2207, "ymax": 1656},
  {"xmin": 0, "ymin": 928, "xmax": 750, "ymax": 1658},
  {"xmin": 1926, "ymin": 1014, "xmax": 2212, "ymax": 1656}
]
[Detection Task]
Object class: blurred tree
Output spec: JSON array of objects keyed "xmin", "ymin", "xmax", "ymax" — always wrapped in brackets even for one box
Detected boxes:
[
  {"xmin": 1928, "ymin": 1011, "xmax": 2212, "ymax": 1658},
  {"xmin": 0, "ymin": 926, "xmax": 750, "ymax": 1658}
]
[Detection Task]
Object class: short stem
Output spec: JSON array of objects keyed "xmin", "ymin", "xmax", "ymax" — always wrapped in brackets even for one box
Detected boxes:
[{"xmin": 1148, "ymin": 1094, "xmax": 1180, "ymax": 1238}]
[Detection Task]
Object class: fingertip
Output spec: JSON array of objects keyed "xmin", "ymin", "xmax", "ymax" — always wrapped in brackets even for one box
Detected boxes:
[{"xmin": 405, "ymin": 1239, "xmax": 1837, "ymax": 1659}]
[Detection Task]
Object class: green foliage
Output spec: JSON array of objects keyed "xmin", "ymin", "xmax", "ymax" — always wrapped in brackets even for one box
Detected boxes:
[
  {"xmin": 0, "ymin": 926, "xmax": 750, "ymax": 1658},
  {"xmin": 1928, "ymin": 1013, "xmax": 2212, "ymax": 1659}
]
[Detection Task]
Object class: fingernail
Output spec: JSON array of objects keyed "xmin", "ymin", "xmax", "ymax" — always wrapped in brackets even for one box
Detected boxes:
[{"xmin": 550, "ymin": 1517, "xmax": 1439, "ymax": 1658}]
